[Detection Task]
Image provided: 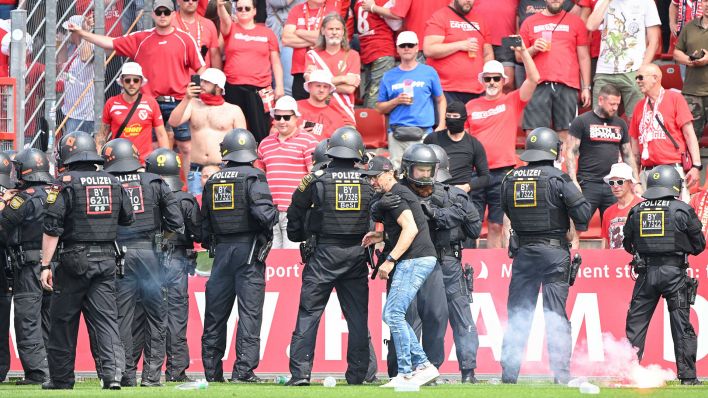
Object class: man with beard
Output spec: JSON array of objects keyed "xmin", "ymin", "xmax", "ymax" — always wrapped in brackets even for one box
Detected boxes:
[{"xmin": 297, "ymin": 69, "xmax": 346, "ymax": 139}]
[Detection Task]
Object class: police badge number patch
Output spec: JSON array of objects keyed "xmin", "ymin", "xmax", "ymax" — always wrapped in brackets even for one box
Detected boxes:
[
  {"xmin": 124, "ymin": 185, "xmax": 145, "ymax": 213},
  {"xmin": 335, "ymin": 184, "xmax": 361, "ymax": 210},
  {"xmin": 86, "ymin": 185, "xmax": 113, "ymax": 215},
  {"xmin": 639, "ymin": 210, "xmax": 664, "ymax": 237},
  {"xmin": 9, "ymin": 195, "xmax": 24, "ymax": 210},
  {"xmin": 212, "ymin": 183, "xmax": 235, "ymax": 210},
  {"xmin": 46, "ymin": 184, "xmax": 61, "ymax": 204},
  {"xmin": 513, "ymin": 181, "xmax": 536, "ymax": 207}
]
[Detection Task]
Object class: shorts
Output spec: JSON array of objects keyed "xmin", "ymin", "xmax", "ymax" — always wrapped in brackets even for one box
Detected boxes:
[
  {"xmin": 158, "ymin": 101, "xmax": 191, "ymax": 142},
  {"xmin": 469, "ymin": 167, "xmax": 510, "ymax": 225},
  {"xmin": 522, "ymin": 82, "xmax": 578, "ymax": 131},
  {"xmin": 493, "ymin": 44, "xmax": 515, "ymax": 67}
]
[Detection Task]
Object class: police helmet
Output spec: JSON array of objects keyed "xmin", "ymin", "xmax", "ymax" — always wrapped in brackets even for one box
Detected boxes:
[
  {"xmin": 326, "ymin": 126, "xmax": 365, "ymax": 161},
  {"xmin": 312, "ymin": 139, "xmax": 330, "ymax": 170},
  {"xmin": 427, "ymin": 144, "xmax": 452, "ymax": 183},
  {"xmin": 0, "ymin": 152, "xmax": 12, "ymax": 188},
  {"xmin": 58, "ymin": 131, "xmax": 104, "ymax": 166},
  {"xmin": 642, "ymin": 165, "xmax": 682, "ymax": 200},
  {"xmin": 520, "ymin": 127, "xmax": 561, "ymax": 162},
  {"xmin": 102, "ymin": 138, "xmax": 142, "ymax": 173},
  {"xmin": 12, "ymin": 148, "xmax": 53, "ymax": 183},
  {"xmin": 401, "ymin": 144, "xmax": 439, "ymax": 186},
  {"xmin": 145, "ymin": 148, "xmax": 183, "ymax": 192},
  {"xmin": 220, "ymin": 128, "xmax": 258, "ymax": 163}
]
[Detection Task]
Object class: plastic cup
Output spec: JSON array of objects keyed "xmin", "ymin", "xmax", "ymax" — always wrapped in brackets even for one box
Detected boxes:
[
  {"xmin": 541, "ymin": 31, "xmax": 552, "ymax": 51},
  {"xmin": 468, "ymin": 37, "xmax": 478, "ymax": 58}
]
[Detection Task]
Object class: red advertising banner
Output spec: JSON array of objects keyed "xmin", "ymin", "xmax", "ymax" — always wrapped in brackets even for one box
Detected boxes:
[{"xmin": 7, "ymin": 249, "xmax": 708, "ymax": 377}]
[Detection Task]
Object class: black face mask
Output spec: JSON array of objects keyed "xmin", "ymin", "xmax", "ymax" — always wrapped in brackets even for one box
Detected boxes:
[{"xmin": 446, "ymin": 118, "xmax": 465, "ymax": 133}]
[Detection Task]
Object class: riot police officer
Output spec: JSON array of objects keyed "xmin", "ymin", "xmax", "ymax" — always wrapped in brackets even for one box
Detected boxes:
[
  {"xmin": 623, "ymin": 166, "xmax": 705, "ymax": 385},
  {"xmin": 40, "ymin": 131, "xmax": 135, "ymax": 390},
  {"xmin": 500, "ymin": 127, "xmax": 591, "ymax": 384},
  {"xmin": 286, "ymin": 127, "xmax": 373, "ymax": 386},
  {"xmin": 100, "ymin": 138, "xmax": 184, "ymax": 387},
  {"xmin": 144, "ymin": 148, "xmax": 202, "ymax": 382},
  {"xmin": 312, "ymin": 139, "xmax": 330, "ymax": 171},
  {"xmin": 201, "ymin": 128, "xmax": 277, "ymax": 383},
  {"xmin": 0, "ymin": 152, "xmax": 16, "ymax": 382},
  {"xmin": 0, "ymin": 149, "xmax": 54, "ymax": 384}
]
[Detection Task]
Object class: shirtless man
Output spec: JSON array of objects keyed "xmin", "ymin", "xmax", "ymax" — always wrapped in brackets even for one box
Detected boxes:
[{"xmin": 168, "ymin": 68, "xmax": 246, "ymax": 194}]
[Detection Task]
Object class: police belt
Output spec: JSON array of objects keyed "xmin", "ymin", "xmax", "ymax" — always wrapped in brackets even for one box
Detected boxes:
[
  {"xmin": 61, "ymin": 242, "xmax": 115, "ymax": 253},
  {"xmin": 316, "ymin": 235, "xmax": 362, "ymax": 246},
  {"xmin": 518, "ymin": 235, "xmax": 568, "ymax": 248},
  {"xmin": 117, "ymin": 240, "xmax": 154, "ymax": 250},
  {"xmin": 10, "ymin": 247, "xmax": 42, "ymax": 264},
  {"xmin": 171, "ymin": 245, "xmax": 193, "ymax": 256},
  {"xmin": 436, "ymin": 242, "xmax": 462, "ymax": 259},
  {"xmin": 216, "ymin": 232, "xmax": 256, "ymax": 244},
  {"xmin": 643, "ymin": 255, "xmax": 686, "ymax": 268}
]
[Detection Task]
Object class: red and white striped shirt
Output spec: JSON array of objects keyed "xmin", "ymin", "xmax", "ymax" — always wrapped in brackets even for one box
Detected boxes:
[{"xmin": 257, "ymin": 130, "xmax": 318, "ymax": 211}]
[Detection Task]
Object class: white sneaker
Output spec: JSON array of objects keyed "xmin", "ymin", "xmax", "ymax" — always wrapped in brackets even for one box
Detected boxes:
[
  {"xmin": 410, "ymin": 364, "xmax": 440, "ymax": 386},
  {"xmin": 380, "ymin": 374, "xmax": 415, "ymax": 388}
]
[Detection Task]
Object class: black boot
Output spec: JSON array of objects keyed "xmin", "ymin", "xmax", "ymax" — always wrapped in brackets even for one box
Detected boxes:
[
  {"xmin": 680, "ymin": 378, "xmax": 703, "ymax": 385},
  {"xmin": 461, "ymin": 369, "xmax": 478, "ymax": 384}
]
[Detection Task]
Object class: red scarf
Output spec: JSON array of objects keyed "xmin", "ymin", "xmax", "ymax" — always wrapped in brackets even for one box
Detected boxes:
[{"xmin": 200, "ymin": 93, "xmax": 224, "ymax": 106}]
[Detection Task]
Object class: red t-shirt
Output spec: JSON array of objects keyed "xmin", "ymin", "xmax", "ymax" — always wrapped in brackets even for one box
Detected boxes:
[
  {"xmin": 577, "ymin": 0, "xmax": 601, "ymax": 58},
  {"xmin": 223, "ymin": 23, "xmax": 279, "ymax": 87},
  {"xmin": 305, "ymin": 48, "xmax": 360, "ymax": 126},
  {"xmin": 425, "ymin": 7, "xmax": 491, "ymax": 94},
  {"xmin": 102, "ymin": 94, "xmax": 163, "ymax": 164},
  {"xmin": 473, "ymin": 0, "xmax": 518, "ymax": 46},
  {"xmin": 75, "ymin": 0, "xmax": 124, "ymax": 37},
  {"xmin": 0, "ymin": 25, "xmax": 8, "ymax": 77},
  {"xmin": 629, "ymin": 90, "xmax": 694, "ymax": 167},
  {"xmin": 113, "ymin": 28, "xmax": 205, "ymax": 99},
  {"xmin": 690, "ymin": 190, "xmax": 708, "ymax": 239},
  {"xmin": 390, "ymin": 0, "xmax": 449, "ymax": 48},
  {"xmin": 297, "ymin": 99, "xmax": 346, "ymax": 139},
  {"xmin": 285, "ymin": 1, "xmax": 341, "ymax": 75},
  {"xmin": 519, "ymin": 11, "xmax": 589, "ymax": 89},
  {"xmin": 198, "ymin": 0, "xmax": 208, "ymax": 16},
  {"xmin": 170, "ymin": 13, "xmax": 219, "ymax": 69},
  {"xmin": 465, "ymin": 90, "xmax": 527, "ymax": 169},
  {"xmin": 601, "ymin": 196, "xmax": 643, "ymax": 249},
  {"xmin": 353, "ymin": 0, "xmax": 396, "ymax": 65}
]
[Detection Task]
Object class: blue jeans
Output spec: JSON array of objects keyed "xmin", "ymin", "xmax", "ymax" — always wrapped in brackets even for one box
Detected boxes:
[
  {"xmin": 0, "ymin": 5, "xmax": 15, "ymax": 19},
  {"xmin": 158, "ymin": 101, "xmax": 191, "ymax": 141},
  {"xmin": 187, "ymin": 170, "xmax": 202, "ymax": 195},
  {"xmin": 382, "ymin": 256, "xmax": 437, "ymax": 375},
  {"xmin": 66, "ymin": 118, "xmax": 95, "ymax": 135}
]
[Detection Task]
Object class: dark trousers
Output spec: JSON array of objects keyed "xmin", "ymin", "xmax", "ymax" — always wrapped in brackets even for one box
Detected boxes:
[
  {"xmin": 13, "ymin": 260, "xmax": 51, "ymax": 381},
  {"xmin": 386, "ymin": 262, "xmax": 448, "ymax": 377},
  {"xmin": 202, "ymin": 241, "xmax": 265, "ymax": 381},
  {"xmin": 292, "ymin": 74, "xmax": 308, "ymax": 101},
  {"xmin": 0, "ymin": 256, "xmax": 10, "ymax": 381},
  {"xmin": 440, "ymin": 255, "xmax": 479, "ymax": 371},
  {"xmin": 47, "ymin": 247, "xmax": 125, "ymax": 386},
  {"xmin": 224, "ymin": 83, "xmax": 272, "ymax": 143},
  {"xmin": 626, "ymin": 265, "xmax": 697, "ymax": 380},
  {"xmin": 289, "ymin": 244, "xmax": 369, "ymax": 384},
  {"xmin": 579, "ymin": 180, "xmax": 616, "ymax": 219},
  {"xmin": 501, "ymin": 245, "xmax": 571, "ymax": 383}
]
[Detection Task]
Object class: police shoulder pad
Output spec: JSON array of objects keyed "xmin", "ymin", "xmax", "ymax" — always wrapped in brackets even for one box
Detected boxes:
[
  {"xmin": 62, "ymin": 175, "xmax": 72, "ymax": 183},
  {"xmin": 9, "ymin": 195, "xmax": 25, "ymax": 209},
  {"xmin": 560, "ymin": 173, "xmax": 572, "ymax": 183},
  {"xmin": 298, "ymin": 172, "xmax": 321, "ymax": 192}
]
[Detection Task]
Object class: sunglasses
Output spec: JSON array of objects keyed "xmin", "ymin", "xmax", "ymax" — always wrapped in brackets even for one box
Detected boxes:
[
  {"xmin": 236, "ymin": 6, "xmax": 253, "ymax": 12},
  {"xmin": 483, "ymin": 76, "xmax": 502, "ymax": 83},
  {"xmin": 182, "ymin": 0, "xmax": 198, "ymax": 2},
  {"xmin": 635, "ymin": 74, "xmax": 654, "ymax": 81},
  {"xmin": 608, "ymin": 179, "xmax": 626, "ymax": 186},
  {"xmin": 123, "ymin": 77, "xmax": 141, "ymax": 84},
  {"xmin": 274, "ymin": 114, "xmax": 294, "ymax": 121},
  {"xmin": 154, "ymin": 8, "xmax": 172, "ymax": 16},
  {"xmin": 398, "ymin": 43, "xmax": 416, "ymax": 49}
]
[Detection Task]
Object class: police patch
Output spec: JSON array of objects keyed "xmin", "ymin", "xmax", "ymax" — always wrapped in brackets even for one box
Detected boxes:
[
  {"xmin": 298, "ymin": 174, "xmax": 314, "ymax": 192},
  {"xmin": 9, "ymin": 196, "xmax": 24, "ymax": 209},
  {"xmin": 513, "ymin": 181, "xmax": 536, "ymax": 207},
  {"xmin": 46, "ymin": 185, "xmax": 61, "ymax": 204},
  {"xmin": 212, "ymin": 183, "xmax": 235, "ymax": 210},
  {"xmin": 639, "ymin": 210, "xmax": 664, "ymax": 237}
]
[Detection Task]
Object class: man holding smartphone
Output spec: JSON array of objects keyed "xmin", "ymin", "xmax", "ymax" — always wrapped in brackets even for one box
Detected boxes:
[{"xmin": 296, "ymin": 70, "xmax": 346, "ymax": 139}]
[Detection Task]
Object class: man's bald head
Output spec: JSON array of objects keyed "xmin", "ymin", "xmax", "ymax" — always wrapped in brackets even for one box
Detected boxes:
[
  {"xmin": 638, "ymin": 63, "xmax": 662, "ymax": 79},
  {"xmin": 636, "ymin": 64, "xmax": 662, "ymax": 96}
]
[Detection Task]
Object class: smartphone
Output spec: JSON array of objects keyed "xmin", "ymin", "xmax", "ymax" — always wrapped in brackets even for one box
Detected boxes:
[
  {"xmin": 303, "ymin": 121, "xmax": 316, "ymax": 129},
  {"xmin": 190, "ymin": 74, "xmax": 201, "ymax": 86},
  {"xmin": 689, "ymin": 49, "xmax": 706, "ymax": 61},
  {"xmin": 501, "ymin": 36, "xmax": 523, "ymax": 49}
]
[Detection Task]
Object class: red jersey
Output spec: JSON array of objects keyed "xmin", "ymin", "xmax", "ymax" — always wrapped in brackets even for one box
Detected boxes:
[
  {"xmin": 629, "ymin": 89, "xmax": 694, "ymax": 167},
  {"xmin": 102, "ymin": 94, "xmax": 163, "ymax": 164},
  {"xmin": 0, "ymin": 23, "xmax": 8, "ymax": 77},
  {"xmin": 465, "ymin": 90, "xmax": 527, "ymax": 169},
  {"xmin": 223, "ymin": 23, "xmax": 279, "ymax": 87},
  {"xmin": 353, "ymin": 0, "xmax": 396, "ymax": 64},
  {"xmin": 519, "ymin": 11, "xmax": 588, "ymax": 89},
  {"xmin": 577, "ymin": 0, "xmax": 601, "ymax": 58},
  {"xmin": 198, "ymin": 0, "xmax": 208, "ymax": 16},
  {"xmin": 170, "ymin": 13, "xmax": 219, "ymax": 69},
  {"xmin": 285, "ymin": 1, "xmax": 341, "ymax": 75},
  {"xmin": 425, "ymin": 7, "xmax": 491, "ymax": 94},
  {"xmin": 113, "ymin": 28, "xmax": 205, "ymax": 99},
  {"xmin": 390, "ymin": 0, "xmax": 449, "ymax": 48},
  {"xmin": 305, "ymin": 48, "xmax": 360, "ymax": 126},
  {"xmin": 601, "ymin": 196, "xmax": 643, "ymax": 249},
  {"xmin": 473, "ymin": 0, "xmax": 518, "ymax": 46},
  {"xmin": 690, "ymin": 190, "xmax": 708, "ymax": 239},
  {"xmin": 297, "ymin": 99, "xmax": 346, "ymax": 139},
  {"xmin": 76, "ymin": 0, "xmax": 124, "ymax": 37}
]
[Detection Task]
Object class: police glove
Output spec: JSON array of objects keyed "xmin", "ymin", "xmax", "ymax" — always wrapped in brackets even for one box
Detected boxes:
[
  {"xmin": 421, "ymin": 202, "xmax": 437, "ymax": 220},
  {"xmin": 378, "ymin": 193, "xmax": 402, "ymax": 210}
]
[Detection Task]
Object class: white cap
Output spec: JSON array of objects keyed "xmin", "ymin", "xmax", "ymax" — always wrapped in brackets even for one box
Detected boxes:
[
  {"xmin": 304, "ymin": 69, "xmax": 335, "ymax": 93},
  {"xmin": 271, "ymin": 95, "xmax": 301, "ymax": 117},
  {"xmin": 200, "ymin": 68, "xmax": 226, "ymax": 90},
  {"xmin": 396, "ymin": 31, "xmax": 418, "ymax": 46},
  {"xmin": 120, "ymin": 62, "xmax": 147, "ymax": 83},
  {"xmin": 603, "ymin": 162, "xmax": 637, "ymax": 184},
  {"xmin": 478, "ymin": 60, "xmax": 509, "ymax": 84},
  {"xmin": 1, "ymin": 29, "xmax": 33, "ymax": 56},
  {"xmin": 62, "ymin": 15, "xmax": 84, "ymax": 31}
]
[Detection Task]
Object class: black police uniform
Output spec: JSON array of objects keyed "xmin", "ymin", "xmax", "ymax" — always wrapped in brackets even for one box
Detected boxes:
[
  {"xmin": 43, "ymin": 164, "xmax": 135, "ymax": 388},
  {"xmin": 500, "ymin": 163, "xmax": 590, "ymax": 383},
  {"xmin": 0, "ymin": 179, "xmax": 13, "ymax": 382},
  {"xmin": 286, "ymin": 159, "xmax": 373, "ymax": 384},
  {"xmin": 623, "ymin": 199, "xmax": 705, "ymax": 383},
  {"xmin": 201, "ymin": 164, "xmax": 278, "ymax": 382}
]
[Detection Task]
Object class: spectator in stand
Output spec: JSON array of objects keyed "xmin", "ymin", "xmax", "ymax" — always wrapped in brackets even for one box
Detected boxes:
[
  {"xmin": 98, "ymin": 62, "xmax": 169, "ymax": 162},
  {"xmin": 519, "ymin": 0, "xmax": 591, "ymax": 143},
  {"xmin": 68, "ymin": 0, "xmax": 206, "ymax": 183},
  {"xmin": 169, "ymin": 68, "xmax": 248, "ymax": 195},
  {"xmin": 587, "ymin": 0, "xmax": 661, "ymax": 118},
  {"xmin": 518, "ymin": 0, "xmax": 583, "ymax": 25},
  {"xmin": 376, "ymin": 31, "xmax": 447, "ymax": 169},
  {"xmin": 297, "ymin": 69, "xmax": 345, "ymax": 139},
  {"xmin": 463, "ymin": 42, "xmax": 540, "ymax": 248},
  {"xmin": 283, "ymin": 0, "xmax": 342, "ymax": 100},
  {"xmin": 566, "ymin": 84, "xmax": 638, "ymax": 221},
  {"xmin": 257, "ymin": 96, "xmax": 318, "ymax": 248},
  {"xmin": 474, "ymin": 0, "xmax": 519, "ymax": 92},
  {"xmin": 356, "ymin": 0, "xmax": 399, "ymax": 108},
  {"xmin": 0, "ymin": 19, "xmax": 9, "ymax": 77},
  {"xmin": 670, "ymin": 0, "xmax": 703, "ymax": 37},
  {"xmin": 689, "ymin": 181, "xmax": 708, "ymax": 240},
  {"xmin": 60, "ymin": 15, "xmax": 96, "ymax": 135},
  {"xmin": 219, "ymin": 0, "xmax": 283, "ymax": 142},
  {"xmin": 173, "ymin": 0, "xmax": 222, "ymax": 69},
  {"xmin": 0, "ymin": 1, "xmax": 14, "ymax": 20},
  {"xmin": 424, "ymin": 0, "xmax": 494, "ymax": 104},
  {"xmin": 304, "ymin": 13, "xmax": 360, "ymax": 127},
  {"xmin": 601, "ymin": 162, "xmax": 642, "ymax": 249},
  {"xmin": 267, "ymin": 0, "xmax": 307, "ymax": 96},
  {"xmin": 674, "ymin": 0, "xmax": 708, "ymax": 140},
  {"xmin": 577, "ymin": 0, "xmax": 601, "ymax": 81},
  {"xmin": 386, "ymin": 0, "xmax": 449, "ymax": 62},
  {"xmin": 629, "ymin": 63, "xmax": 702, "ymax": 202}
]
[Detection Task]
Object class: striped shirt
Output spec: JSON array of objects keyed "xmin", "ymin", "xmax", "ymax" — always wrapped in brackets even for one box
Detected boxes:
[
  {"xmin": 257, "ymin": 130, "xmax": 318, "ymax": 211},
  {"xmin": 61, "ymin": 42, "xmax": 94, "ymax": 122}
]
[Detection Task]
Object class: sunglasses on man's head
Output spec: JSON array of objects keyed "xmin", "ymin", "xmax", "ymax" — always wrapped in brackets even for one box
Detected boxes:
[
  {"xmin": 123, "ymin": 77, "xmax": 141, "ymax": 84},
  {"xmin": 154, "ymin": 8, "xmax": 172, "ymax": 16},
  {"xmin": 237, "ymin": 6, "xmax": 253, "ymax": 12},
  {"xmin": 274, "ymin": 114, "xmax": 293, "ymax": 121},
  {"xmin": 608, "ymin": 179, "xmax": 626, "ymax": 186},
  {"xmin": 398, "ymin": 43, "xmax": 416, "ymax": 49},
  {"xmin": 483, "ymin": 76, "xmax": 502, "ymax": 83}
]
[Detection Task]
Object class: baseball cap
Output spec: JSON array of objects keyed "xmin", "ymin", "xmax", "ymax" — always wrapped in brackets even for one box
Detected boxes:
[
  {"xmin": 478, "ymin": 60, "xmax": 508, "ymax": 84},
  {"xmin": 396, "ymin": 31, "xmax": 418, "ymax": 46},
  {"xmin": 62, "ymin": 15, "xmax": 84, "ymax": 30},
  {"xmin": 200, "ymin": 68, "xmax": 226, "ymax": 90},
  {"xmin": 120, "ymin": 62, "xmax": 147, "ymax": 83},
  {"xmin": 446, "ymin": 101, "xmax": 468, "ymax": 119},
  {"xmin": 361, "ymin": 156, "xmax": 394, "ymax": 176},
  {"xmin": 603, "ymin": 162, "xmax": 637, "ymax": 184},
  {"xmin": 271, "ymin": 95, "xmax": 301, "ymax": 117},
  {"xmin": 304, "ymin": 69, "xmax": 336, "ymax": 93},
  {"xmin": 153, "ymin": 0, "xmax": 175, "ymax": 11}
]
